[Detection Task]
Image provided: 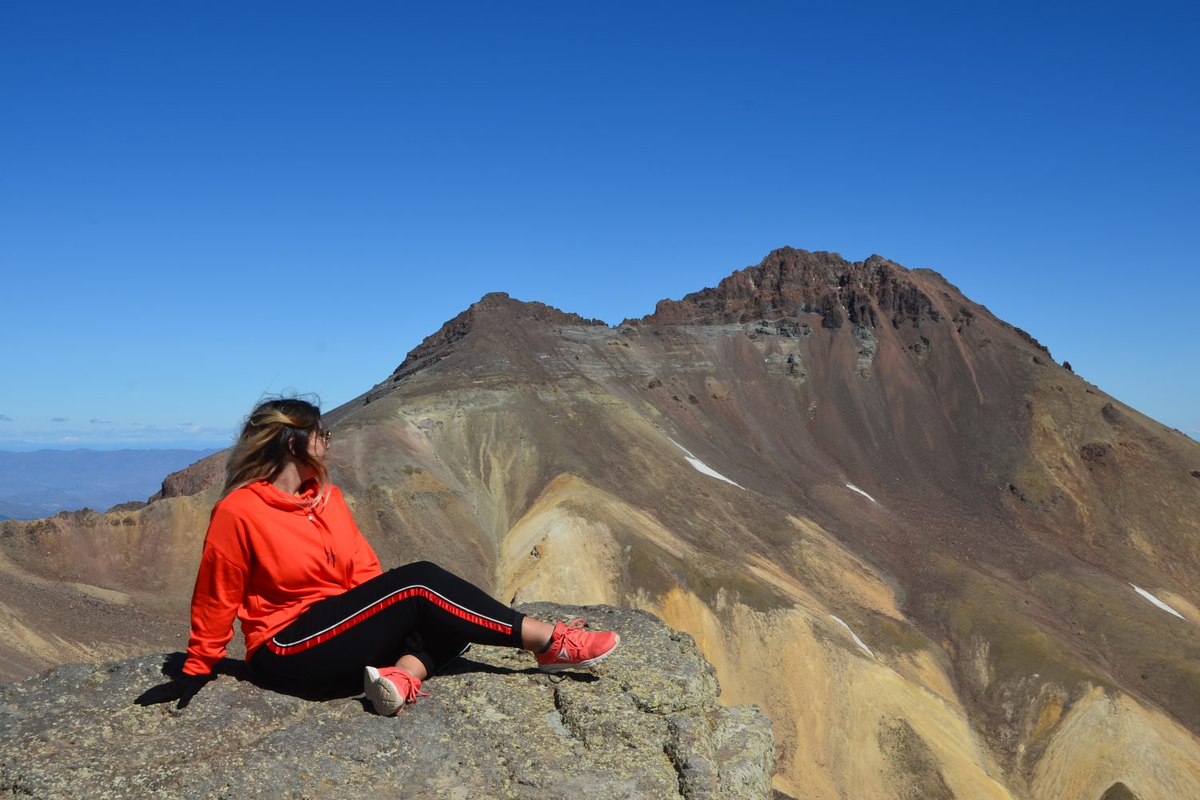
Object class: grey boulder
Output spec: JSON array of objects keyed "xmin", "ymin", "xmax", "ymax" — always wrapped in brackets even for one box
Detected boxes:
[{"xmin": 0, "ymin": 604, "xmax": 774, "ymax": 799}]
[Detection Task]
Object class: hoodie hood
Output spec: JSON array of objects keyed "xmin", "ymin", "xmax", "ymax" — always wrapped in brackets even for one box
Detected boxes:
[{"xmin": 246, "ymin": 479, "xmax": 327, "ymax": 513}]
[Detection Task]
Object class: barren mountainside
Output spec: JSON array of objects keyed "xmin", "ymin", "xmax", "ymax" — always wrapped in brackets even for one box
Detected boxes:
[{"xmin": 3, "ymin": 247, "xmax": 1199, "ymax": 800}]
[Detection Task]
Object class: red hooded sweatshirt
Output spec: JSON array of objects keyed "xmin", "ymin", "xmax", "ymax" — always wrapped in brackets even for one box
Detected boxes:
[{"xmin": 182, "ymin": 480, "xmax": 382, "ymax": 676}]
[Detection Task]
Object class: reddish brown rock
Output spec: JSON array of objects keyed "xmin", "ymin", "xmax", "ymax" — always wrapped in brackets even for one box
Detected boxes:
[{"xmin": 634, "ymin": 248, "xmax": 940, "ymax": 331}]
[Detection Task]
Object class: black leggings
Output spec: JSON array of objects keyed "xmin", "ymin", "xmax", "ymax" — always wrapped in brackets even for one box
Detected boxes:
[{"xmin": 249, "ymin": 561, "xmax": 525, "ymax": 697}]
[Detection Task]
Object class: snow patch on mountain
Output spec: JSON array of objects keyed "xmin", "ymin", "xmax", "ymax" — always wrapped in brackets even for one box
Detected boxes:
[
  {"xmin": 830, "ymin": 615, "xmax": 875, "ymax": 658},
  {"xmin": 667, "ymin": 437, "xmax": 746, "ymax": 490},
  {"xmin": 846, "ymin": 483, "xmax": 877, "ymax": 503},
  {"xmin": 1130, "ymin": 584, "xmax": 1187, "ymax": 620}
]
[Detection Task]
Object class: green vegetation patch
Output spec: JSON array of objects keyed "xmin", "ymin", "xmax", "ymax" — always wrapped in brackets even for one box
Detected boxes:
[
  {"xmin": 877, "ymin": 718, "xmax": 955, "ymax": 800},
  {"xmin": 1028, "ymin": 570, "xmax": 1200, "ymax": 737},
  {"xmin": 911, "ymin": 556, "xmax": 1103, "ymax": 765},
  {"xmin": 866, "ymin": 616, "xmax": 929, "ymax": 655},
  {"xmin": 623, "ymin": 539, "xmax": 787, "ymax": 613},
  {"xmin": 1100, "ymin": 782, "xmax": 1141, "ymax": 800}
]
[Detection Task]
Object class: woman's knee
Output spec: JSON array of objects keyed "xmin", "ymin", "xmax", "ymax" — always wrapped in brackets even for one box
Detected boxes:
[
  {"xmin": 387, "ymin": 560, "xmax": 447, "ymax": 580},
  {"xmin": 407, "ymin": 559, "xmax": 445, "ymax": 575}
]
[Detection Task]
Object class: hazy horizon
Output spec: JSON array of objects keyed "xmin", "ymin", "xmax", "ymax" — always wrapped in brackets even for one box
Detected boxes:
[
  {"xmin": 0, "ymin": 447, "xmax": 222, "ymax": 518},
  {"xmin": 0, "ymin": 443, "xmax": 227, "ymax": 453}
]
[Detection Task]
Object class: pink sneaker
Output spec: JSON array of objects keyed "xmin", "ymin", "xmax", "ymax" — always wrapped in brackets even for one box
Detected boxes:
[
  {"xmin": 364, "ymin": 665, "xmax": 430, "ymax": 716},
  {"xmin": 535, "ymin": 618, "xmax": 620, "ymax": 673}
]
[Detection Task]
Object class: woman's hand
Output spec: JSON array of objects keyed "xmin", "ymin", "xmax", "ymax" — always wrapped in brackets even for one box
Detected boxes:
[{"xmin": 134, "ymin": 673, "xmax": 212, "ymax": 710}]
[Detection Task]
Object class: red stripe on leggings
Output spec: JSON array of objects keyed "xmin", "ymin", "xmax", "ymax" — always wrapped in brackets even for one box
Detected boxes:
[{"xmin": 265, "ymin": 586, "xmax": 512, "ymax": 656}]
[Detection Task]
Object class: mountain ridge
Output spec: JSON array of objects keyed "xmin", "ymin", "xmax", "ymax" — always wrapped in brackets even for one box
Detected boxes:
[
  {"xmin": 326, "ymin": 248, "xmax": 1062, "ymax": 421},
  {"xmin": 3, "ymin": 247, "xmax": 1199, "ymax": 799}
]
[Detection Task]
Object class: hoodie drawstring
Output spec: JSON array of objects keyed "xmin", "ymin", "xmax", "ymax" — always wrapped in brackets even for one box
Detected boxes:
[{"xmin": 308, "ymin": 512, "xmax": 336, "ymax": 567}]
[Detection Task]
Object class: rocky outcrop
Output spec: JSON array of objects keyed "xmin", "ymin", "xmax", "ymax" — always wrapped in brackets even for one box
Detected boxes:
[
  {"xmin": 149, "ymin": 450, "xmax": 227, "ymax": 501},
  {"xmin": 636, "ymin": 248, "xmax": 940, "ymax": 330},
  {"xmin": 1010, "ymin": 324, "xmax": 1052, "ymax": 356},
  {"xmin": 0, "ymin": 603, "xmax": 774, "ymax": 799}
]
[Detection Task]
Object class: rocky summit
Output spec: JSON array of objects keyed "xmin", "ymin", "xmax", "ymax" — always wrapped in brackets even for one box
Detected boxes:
[
  {"xmin": 2, "ymin": 247, "xmax": 1199, "ymax": 798},
  {"xmin": 0, "ymin": 604, "xmax": 774, "ymax": 799}
]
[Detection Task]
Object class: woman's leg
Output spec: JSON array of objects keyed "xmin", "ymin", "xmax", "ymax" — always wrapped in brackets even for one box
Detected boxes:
[
  {"xmin": 251, "ymin": 560, "xmax": 617, "ymax": 706},
  {"xmin": 398, "ymin": 617, "xmax": 555, "ymax": 679},
  {"xmin": 253, "ymin": 561, "xmax": 534, "ymax": 695}
]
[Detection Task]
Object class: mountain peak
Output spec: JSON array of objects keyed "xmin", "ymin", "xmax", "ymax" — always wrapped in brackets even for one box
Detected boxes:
[
  {"xmin": 391, "ymin": 293, "xmax": 606, "ymax": 379},
  {"xmin": 637, "ymin": 247, "xmax": 941, "ymax": 330}
]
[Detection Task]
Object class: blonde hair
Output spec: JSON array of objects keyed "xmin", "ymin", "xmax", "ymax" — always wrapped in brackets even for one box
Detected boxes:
[{"xmin": 222, "ymin": 395, "xmax": 329, "ymax": 506}]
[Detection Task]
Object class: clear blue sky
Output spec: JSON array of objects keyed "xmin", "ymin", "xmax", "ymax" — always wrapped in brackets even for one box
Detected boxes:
[{"xmin": 2, "ymin": 1, "xmax": 1197, "ymax": 449}]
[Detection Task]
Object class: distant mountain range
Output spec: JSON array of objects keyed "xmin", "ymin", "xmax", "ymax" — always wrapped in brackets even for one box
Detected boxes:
[{"xmin": 0, "ymin": 449, "xmax": 220, "ymax": 519}]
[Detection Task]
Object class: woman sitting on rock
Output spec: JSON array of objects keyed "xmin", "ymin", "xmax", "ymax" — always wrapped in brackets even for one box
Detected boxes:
[{"xmin": 137, "ymin": 397, "xmax": 618, "ymax": 715}]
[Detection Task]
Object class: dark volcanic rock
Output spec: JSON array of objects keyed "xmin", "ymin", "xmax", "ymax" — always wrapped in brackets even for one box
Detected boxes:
[
  {"xmin": 1011, "ymin": 324, "xmax": 1052, "ymax": 357},
  {"xmin": 1100, "ymin": 781, "xmax": 1142, "ymax": 800},
  {"xmin": 636, "ymin": 248, "xmax": 940, "ymax": 330},
  {"xmin": 106, "ymin": 500, "xmax": 148, "ymax": 513},
  {"xmin": 0, "ymin": 604, "xmax": 773, "ymax": 799},
  {"xmin": 1080, "ymin": 441, "xmax": 1115, "ymax": 467}
]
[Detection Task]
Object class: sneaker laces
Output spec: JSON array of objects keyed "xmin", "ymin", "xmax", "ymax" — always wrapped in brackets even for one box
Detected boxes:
[
  {"xmin": 553, "ymin": 618, "xmax": 590, "ymax": 660},
  {"xmin": 380, "ymin": 667, "xmax": 431, "ymax": 705}
]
